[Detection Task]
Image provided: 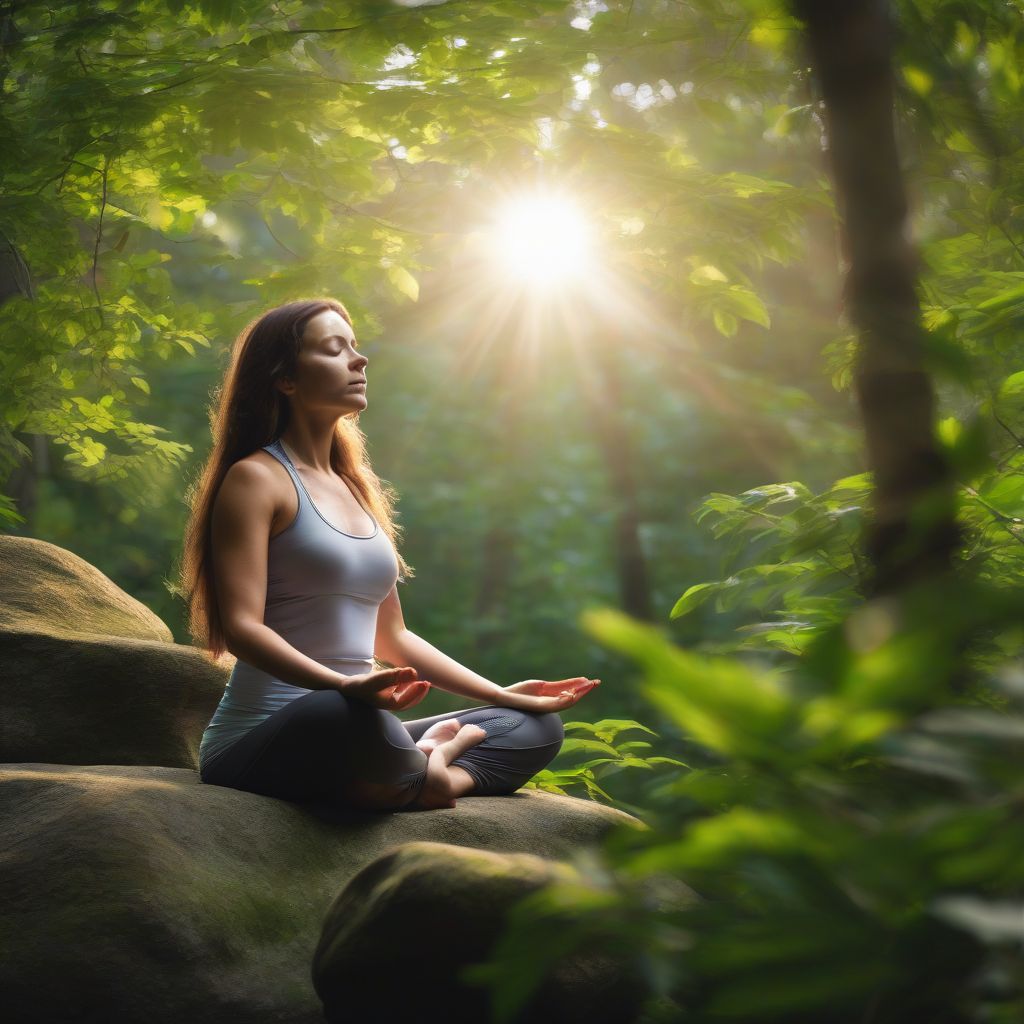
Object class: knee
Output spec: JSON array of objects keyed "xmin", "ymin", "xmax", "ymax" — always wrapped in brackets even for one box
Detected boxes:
[
  {"xmin": 288, "ymin": 689, "xmax": 353, "ymax": 735},
  {"xmin": 494, "ymin": 709, "xmax": 564, "ymax": 751},
  {"xmin": 530, "ymin": 710, "xmax": 565, "ymax": 750}
]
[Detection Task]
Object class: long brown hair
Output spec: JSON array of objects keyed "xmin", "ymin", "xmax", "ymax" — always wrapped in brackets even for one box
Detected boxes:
[{"xmin": 174, "ymin": 297, "xmax": 414, "ymax": 662}]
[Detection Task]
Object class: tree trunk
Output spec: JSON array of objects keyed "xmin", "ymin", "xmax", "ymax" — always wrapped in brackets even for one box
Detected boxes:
[
  {"xmin": 472, "ymin": 373, "xmax": 522, "ymax": 646},
  {"xmin": 581, "ymin": 334, "xmax": 654, "ymax": 622},
  {"xmin": 793, "ymin": 0, "xmax": 963, "ymax": 596}
]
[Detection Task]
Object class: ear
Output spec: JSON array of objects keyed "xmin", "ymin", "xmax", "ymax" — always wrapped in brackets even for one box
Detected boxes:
[{"xmin": 274, "ymin": 376, "xmax": 296, "ymax": 397}]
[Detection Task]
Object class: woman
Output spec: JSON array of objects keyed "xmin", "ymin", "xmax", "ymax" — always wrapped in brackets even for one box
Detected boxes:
[{"xmin": 179, "ymin": 297, "xmax": 599, "ymax": 812}]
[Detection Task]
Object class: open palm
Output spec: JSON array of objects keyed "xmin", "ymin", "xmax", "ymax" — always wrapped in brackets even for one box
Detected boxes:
[
  {"xmin": 497, "ymin": 676, "xmax": 600, "ymax": 713},
  {"xmin": 507, "ymin": 676, "xmax": 599, "ymax": 696}
]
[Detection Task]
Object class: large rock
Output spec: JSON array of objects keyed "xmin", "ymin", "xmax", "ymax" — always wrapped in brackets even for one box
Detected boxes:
[
  {"xmin": 0, "ymin": 763, "xmax": 651, "ymax": 1024},
  {"xmin": 314, "ymin": 841, "xmax": 665, "ymax": 1024},
  {"xmin": 0, "ymin": 535, "xmax": 227, "ymax": 768}
]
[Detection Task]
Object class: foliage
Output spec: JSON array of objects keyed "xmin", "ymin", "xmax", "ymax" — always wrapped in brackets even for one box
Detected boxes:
[
  {"xmin": 523, "ymin": 717, "xmax": 689, "ymax": 805},
  {"xmin": 671, "ymin": 476, "xmax": 869, "ymax": 655},
  {"xmin": 470, "ymin": 579, "xmax": 1024, "ymax": 1023}
]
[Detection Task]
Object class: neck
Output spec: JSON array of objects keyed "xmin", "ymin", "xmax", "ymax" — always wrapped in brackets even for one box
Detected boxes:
[{"xmin": 278, "ymin": 428, "xmax": 337, "ymax": 475}]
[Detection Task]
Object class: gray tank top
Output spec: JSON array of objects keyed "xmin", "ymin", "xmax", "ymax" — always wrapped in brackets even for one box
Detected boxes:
[{"xmin": 198, "ymin": 438, "xmax": 400, "ymax": 770}]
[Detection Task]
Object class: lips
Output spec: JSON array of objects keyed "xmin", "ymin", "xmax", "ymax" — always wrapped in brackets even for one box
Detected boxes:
[{"xmin": 348, "ymin": 380, "xmax": 367, "ymax": 385}]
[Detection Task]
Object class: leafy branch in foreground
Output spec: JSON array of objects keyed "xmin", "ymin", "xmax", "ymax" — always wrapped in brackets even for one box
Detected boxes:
[{"xmin": 471, "ymin": 574, "xmax": 1024, "ymax": 1024}]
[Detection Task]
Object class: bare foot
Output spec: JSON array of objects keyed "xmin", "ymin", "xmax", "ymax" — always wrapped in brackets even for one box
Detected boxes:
[
  {"xmin": 412, "ymin": 723, "xmax": 487, "ymax": 810},
  {"xmin": 414, "ymin": 719, "xmax": 462, "ymax": 758}
]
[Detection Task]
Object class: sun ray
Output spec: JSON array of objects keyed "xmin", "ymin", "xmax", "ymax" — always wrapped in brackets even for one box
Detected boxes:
[{"xmin": 386, "ymin": 182, "xmax": 786, "ymax": 480}]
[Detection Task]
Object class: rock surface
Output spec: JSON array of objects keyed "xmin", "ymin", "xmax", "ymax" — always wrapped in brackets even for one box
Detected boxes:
[
  {"xmin": 0, "ymin": 762, "xmax": 648, "ymax": 1024},
  {"xmin": 314, "ymin": 841, "xmax": 653, "ymax": 1024},
  {"xmin": 0, "ymin": 535, "xmax": 228, "ymax": 768}
]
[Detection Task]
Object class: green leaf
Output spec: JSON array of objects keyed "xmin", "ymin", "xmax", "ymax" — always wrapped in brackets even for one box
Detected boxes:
[
  {"xmin": 726, "ymin": 285, "xmax": 771, "ymax": 328},
  {"xmin": 64, "ymin": 320, "xmax": 87, "ymax": 348},
  {"xmin": 976, "ymin": 283, "xmax": 1024, "ymax": 312},
  {"xmin": 670, "ymin": 582, "xmax": 719, "ymax": 619},
  {"xmin": 997, "ymin": 370, "xmax": 1024, "ymax": 402},
  {"xmin": 903, "ymin": 66, "xmax": 933, "ymax": 95},
  {"xmin": 387, "ymin": 265, "xmax": 420, "ymax": 301},
  {"xmin": 559, "ymin": 737, "xmax": 620, "ymax": 757},
  {"xmin": 713, "ymin": 308, "xmax": 738, "ymax": 337},
  {"xmin": 690, "ymin": 264, "xmax": 728, "ymax": 284}
]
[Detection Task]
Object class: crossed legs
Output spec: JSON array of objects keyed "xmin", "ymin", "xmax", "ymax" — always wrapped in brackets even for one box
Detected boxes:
[{"xmin": 199, "ymin": 690, "xmax": 564, "ymax": 813}]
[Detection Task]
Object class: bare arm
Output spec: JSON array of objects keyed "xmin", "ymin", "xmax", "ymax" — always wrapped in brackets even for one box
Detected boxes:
[
  {"xmin": 374, "ymin": 585, "xmax": 505, "ymax": 704},
  {"xmin": 211, "ymin": 458, "xmax": 351, "ymax": 692}
]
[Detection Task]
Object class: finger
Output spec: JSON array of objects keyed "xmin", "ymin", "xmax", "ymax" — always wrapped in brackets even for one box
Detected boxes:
[
  {"xmin": 378, "ymin": 667, "xmax": 418, "ymax": 690},
  {"xmin": 396, "ymin": 680, "xmax": 430, "ymax": 702},
  {"xmin": 544, "ymin": 678, "xmax": 586, "ymax": 694},
  {"xmin": 393, "ymin": 680, "xmax": 424, "ymax": 698},
  {"xmin": 566, "ymin": 677, "xmax": 595, "ymax": 691},
  {"xmin": 396, "ymin": 687, "xmax": 428, "ymax": 710}
]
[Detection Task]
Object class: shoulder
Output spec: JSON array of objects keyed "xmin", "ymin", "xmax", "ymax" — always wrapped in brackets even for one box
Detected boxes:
[
  {"xmin": 232, "ymin": 447, "xmax": 283, "ymax": 476},
  {"xmin": 216, "ymin": 449, "xmax": 290, "ymax": 509}
]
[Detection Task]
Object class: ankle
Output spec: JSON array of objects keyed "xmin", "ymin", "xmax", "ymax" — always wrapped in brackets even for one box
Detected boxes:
[{"xmin": 448, "ymin": 765, "xmax": 478, "ymax": 798}]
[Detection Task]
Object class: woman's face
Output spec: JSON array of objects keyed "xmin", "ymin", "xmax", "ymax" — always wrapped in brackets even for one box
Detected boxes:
[{"xmin": 276, "ymin": 310, "xmax": 369, "ymax": 416}]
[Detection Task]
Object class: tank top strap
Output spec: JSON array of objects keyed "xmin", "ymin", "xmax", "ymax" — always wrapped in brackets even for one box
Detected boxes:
[{"xmin": 263, "ymin": 439, "xmax": 302, "ymax": 485}]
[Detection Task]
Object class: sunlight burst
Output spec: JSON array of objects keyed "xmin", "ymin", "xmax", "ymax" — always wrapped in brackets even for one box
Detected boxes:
[{"xmin": 489, "ymin": 194, "xmax": 594, "ymax": 286}]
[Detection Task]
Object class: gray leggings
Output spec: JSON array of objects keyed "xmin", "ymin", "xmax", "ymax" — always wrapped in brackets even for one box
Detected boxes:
[{"xmin": 198, "ymin": 689, "xmax": 564, "ymax": 811}]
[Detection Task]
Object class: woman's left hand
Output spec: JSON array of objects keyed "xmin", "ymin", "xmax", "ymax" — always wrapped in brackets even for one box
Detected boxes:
[{"xmin": 498, "ymin": 676, "xmax": 600, "ymax": 712}]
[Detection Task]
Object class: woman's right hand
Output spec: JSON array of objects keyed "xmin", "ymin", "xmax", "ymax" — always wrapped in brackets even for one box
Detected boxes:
[{"xmin": 340, "ymin": 665, "xmax": 431, "ymax": 711}]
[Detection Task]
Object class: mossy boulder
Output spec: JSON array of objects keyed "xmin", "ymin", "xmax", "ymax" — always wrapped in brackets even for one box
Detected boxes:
[
  {"xmin": 314, "ymin": 841, "xmax": 668, "ymax": 1024},
  {"xmin": 0, "ymin": 535, "xmax": 227, "ymax": 768},
  {"xmin": 0, "ymin": 763, "xmax": 651, "ymax": 1024}
]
